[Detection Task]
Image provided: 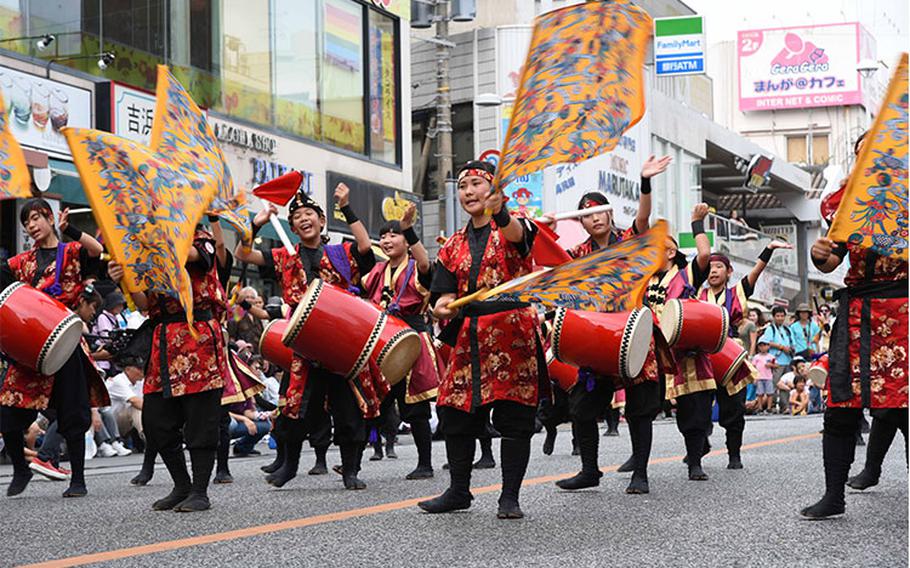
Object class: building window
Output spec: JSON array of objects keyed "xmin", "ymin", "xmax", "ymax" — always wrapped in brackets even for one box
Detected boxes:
[
  {"xmin": 218, "ymin": 0, "xmax": 272, "ymax": 125},
  {"xmin": 321, "ymin": 0, "xmax": 364, "ymax": 153},
  {"xmin": 787, "ymin": 134, "xmax": 829, "ymax": 165},
  {"xmin": 273, "ymin": 0, "xmax": 320, "ymax": 140},
  {"xmin": 367, "ymin": 9, "xmax": 398, "ymax": 164}
]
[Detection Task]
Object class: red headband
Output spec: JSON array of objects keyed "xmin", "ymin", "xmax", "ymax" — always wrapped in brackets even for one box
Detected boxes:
[{"xmin": 458, "ymin": 168, "xmax": 493, "ymax": 183}]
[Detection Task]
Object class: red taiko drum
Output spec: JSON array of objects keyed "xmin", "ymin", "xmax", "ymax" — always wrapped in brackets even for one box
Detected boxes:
[
  {"xmin": 0, "ymin": 282, "xmax": 84, "ymax": 376},
  {"xmin": 282, "ymin": 279, "xmax": 420, "ymax": 382},
  {"xmin": 551, "ymin": 307, "xmax": 653, "ymax": 380},
  {"xmin": 709, "ymin": 338, "xmax": 748, "ymax": 387},
  {"xmin": 807, "ymin": 355, "xmax": 828, "ymax": 388},
  {"xmin": 658, "ymin": 299, "xmax": 728, "ymax": 354},
  {"xmin": 259, "ymin": 319, "xmax": 293, "ymax": 373},
  {"xmin": 546, "ymin": 349, "xmax": 578, "ymax": 391}
]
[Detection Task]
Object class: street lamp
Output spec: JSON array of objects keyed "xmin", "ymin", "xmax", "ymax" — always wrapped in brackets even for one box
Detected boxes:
[
  {"xmin": 856, "ymin": 58, "xmax": 889, "ymax": 78},
  {"xmin": 0, "ymin": 34, "xmax": 56, "ymax": 52},
  {"xmin": 44, "ymin": 52, "xmax": 115, "ymax": 78},
  {"xmin": 474, "ymin": 92, "xmax": 503, "ymax": 107}
]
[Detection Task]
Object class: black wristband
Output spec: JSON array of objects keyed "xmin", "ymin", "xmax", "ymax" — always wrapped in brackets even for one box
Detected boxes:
[
  {"xmin": 340, "ymin": 205, "xmax": 359, "ymax": 224},
  {"xmin": 492, "ymin": 207, "xmax": 511, "ymax": 227},
  {"xmin": 251, "ymin": 222, "xmax": 262, "ymax": 238},
  {"xmin": 759, "ymin": 246, "xmax": 774, "ymax": 264},
  {"xmin": 691, "ymin": 219, "xmax": 705, "ymax": 236},
  {"xmin": 402, "ymin": 227, "xmax": 419, "ymax": 246},
  {"xmin": 811, "ymin": 254, "xmax": 828, "ymax": 268},
  {"xmin": 640, "ymin": 176, "xmax": 652, "ymax": 195},
  {"xmin": 208, "ymin": 215, "xmax": 219, "ymax": 223},
  {"xmin": 63, "ymin": 225, "xmax": 83, "ymax": 241}
]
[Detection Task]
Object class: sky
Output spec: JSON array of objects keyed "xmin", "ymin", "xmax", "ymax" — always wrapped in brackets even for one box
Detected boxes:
[{"xmin": 685, "ymin": 0, "xmax": 908, "ymax": 67}]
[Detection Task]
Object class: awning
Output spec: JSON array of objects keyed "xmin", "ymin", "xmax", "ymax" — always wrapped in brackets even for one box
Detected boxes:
[{"xmin": 48, "ymin": 159, "xmax": 87, "ymax": 205}]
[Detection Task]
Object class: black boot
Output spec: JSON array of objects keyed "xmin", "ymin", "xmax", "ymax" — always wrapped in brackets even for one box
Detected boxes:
[
  {"xmin": 369, "ymin": 433, "xmax": 384, "ymax": 461},
  {"xmin": 153, "ymin": 448, "xmax": 191, "ymax": 511},
  {"xmin": 419, "ymin": 436, "xmax": 474, "ymax": 513},
  {"xmin": 131, "ymin": 445, "xmax": 157, "ymax": 486},
  {"xmin": 556, "ymin": 420, "xmax": 602, "ymax": 490},
  {"xmin": 570, "ymin": 421, "xmax": 580, "ymax": 456},
  {"xmin": 62, "ymin": 435, "xmax": 87, "ymax": 498},
  {"xmin": 616, "ymin": 455, "xmax": 635, "ymax": 473},
  {"xmin": 3, "ymin": 430, "xmax": 33, "ymax": 497},
  {"xmin": 682, "ymin": 437, "xmax": 712, "ymax": 464},
  {"xmin": 685, "ymin": 433, "xmax": 709, "ymax": 481},
  {"xmin": 175, "ymin": 449, "xmax": 215, "ymax": 512},
  {"xmin": 268, "ymin": 436, "xmax": 302, "ymax": 488},
  {"xmin": 542, "ymin": 426, "xmax": 557, "ymax": 456},
  {"xmin": 341, "ymin": 444, "xmax": 367, "ymax": 490},
  {"xmin": 498, "ymin": 437, "xmax": 531, "ymax": 519},
  {"xmin": 603, "ymin": 408, "xmax": 620, "ymax": 437},
  {"xmin": 406, "ymin": 420, "xmax": 434, "ymax": 480},
  {"xmin": 474, "ymin": 437, "xmax": 495, "ymax": 469},
  {"xmin": 261, "ymin": 436, "xmax": 286, "ymax": 474},
  {"xmin": 309, "ymin": 445, "xmax": 329, "ymax": 475},
  {"xmin": 213, "ymin": 418, "xmax": 232, "ymax": 484},
  {"xmin": 726, "ymin": 429, "xmax": 744, "ymax": 470},
  {"xmin": 386, "ymin": 435, "xmax": 398, "ymax": 459},
  {"xmin": 847, "ymin": 417, "xmax": 896, "ymax": 490},
  {"xmin": 626, "ymin": 417, "xmax": 652, "ymax": 494},
  {"xmin": 801, "ymin": 431, "xmax": 855, "ymax": 519}
]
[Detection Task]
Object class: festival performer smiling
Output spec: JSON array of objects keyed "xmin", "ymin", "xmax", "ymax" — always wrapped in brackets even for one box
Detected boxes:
[{"xmin": 419, "ymin": 160, "xmax": 545, "ymax": 519}]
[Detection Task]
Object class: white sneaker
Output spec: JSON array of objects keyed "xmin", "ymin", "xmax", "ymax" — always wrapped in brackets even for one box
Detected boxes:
[
  {"xmin": 97, "ymin": 442, "xmax": 117, "ymax": 457},
  {"xmin": 111, "ymin": 440, "xmax": 132, "ymax": 456}
]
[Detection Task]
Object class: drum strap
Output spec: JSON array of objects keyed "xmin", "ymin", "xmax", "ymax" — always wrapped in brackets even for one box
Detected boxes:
[
  {"xmin": 325, "ymin": 244, "xmax": 360, "ymax": 295},
  {"xmin": 39, "ymin": 243, "xmax": 66, "ymax": 297},
  {"xmin": 386, "ymin": 259, "xmax": 415, "ymax": 316},
  {"xmin": 828, "ymin": 279, "xmax": 907, "ymax": 405}
]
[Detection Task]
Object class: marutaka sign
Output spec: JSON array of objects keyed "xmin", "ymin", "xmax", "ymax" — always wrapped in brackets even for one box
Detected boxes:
[{"xmin": 654, "ymin": 16, "xmax": 706, "ymax": 76}]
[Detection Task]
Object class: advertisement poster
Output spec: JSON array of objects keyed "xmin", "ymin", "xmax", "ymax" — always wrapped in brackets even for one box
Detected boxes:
[
  {"xmin": 505, "ymin": 172, "xmax": 544, "ymax": 219},
  {"xmin": 737, "ymin": 22, "xmax": 865, "ymax": 111},
  {"xmin": 0, "ymin": 65, "xmax": 92, "ymax": 156},
  {"xmin": 326, "ymin": 171, "xmax": 422, "ymax": 239}
]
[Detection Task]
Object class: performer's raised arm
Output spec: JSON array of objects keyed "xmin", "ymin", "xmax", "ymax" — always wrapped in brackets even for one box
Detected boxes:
[
  {"xmin": 635, "ymin": 155, "xmax": 671, "ymax": 234},
  {"xmin": 58, "ymin": 207, "xmax": 103, "ymax": 258}
]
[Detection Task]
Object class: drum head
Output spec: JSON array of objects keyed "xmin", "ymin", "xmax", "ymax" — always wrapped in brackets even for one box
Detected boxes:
[
  {"xmin": 622, "ymin": 307, "xmax": 653, "ymax": 379},
  {"xmin": 259, "ymin": 318, "xmax": 280, "ymax": 354},
  {"xmin": 807, "ymin": 366, "xmax": 828, "ymax": 389},
  {"xmin": 657, "ymin": 299, "xmax": 682, "ymax": 346},
  {"xmin": 39, "ymin": 313, "xmax": 84, "ymax": 376},
  {"xmin": 377, "ymin": 330, "xmax": 421, "ymax": 385}
]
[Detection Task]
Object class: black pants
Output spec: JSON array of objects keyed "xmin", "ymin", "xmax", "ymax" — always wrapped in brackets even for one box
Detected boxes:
[
  {"xmin": 675, "ymin": 390, "xmax": 714, "ymax": 466},
  {"xmin": 287, "ymin": 367, "xmax": 365, "ymax": 446},
  {"xmin": 538, "ymin": 385, "xmax": 571, "ymax": 431},
  {"xmin": 143, "ymin": 389, "xmax": 222, "ymax": 453},
  {"xmin": 864, "ymin": 408, "xmax": 909, "ymax": 471},
  {"xmin": 439, "ymin": 401, "xmax": 536, "ymax": 440},
  {"xmin": 715, "ymin": 386, "xmax": 746, "ymax": 456}
]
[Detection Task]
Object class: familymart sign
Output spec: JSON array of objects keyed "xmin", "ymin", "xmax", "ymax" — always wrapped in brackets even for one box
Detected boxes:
[{"xmin": 654, "ymin": 16, "xmax": 706, "ymax": 76}]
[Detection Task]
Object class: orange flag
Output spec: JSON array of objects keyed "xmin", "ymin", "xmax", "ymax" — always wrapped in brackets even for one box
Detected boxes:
[
  {"xmin": 0, "ymin": 92, "xmax": 31, "ymax": 200},
  {"xmin": 494, "ymin": 0, "xmax": 652, "ymax": 192},
  {"xmin": 829, "ymin": 53, "xmax": 908, "ymax": 259}
]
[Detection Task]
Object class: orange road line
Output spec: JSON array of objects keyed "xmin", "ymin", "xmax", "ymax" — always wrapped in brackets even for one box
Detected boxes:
[{"xmin": 20, "ymin": 431, "xmax": 820, "ymax": 568}]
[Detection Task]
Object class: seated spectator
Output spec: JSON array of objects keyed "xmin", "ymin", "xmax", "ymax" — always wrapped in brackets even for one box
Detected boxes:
[
  {"xmin": 92, "ymin": 406, "xmax": 131, "ymax": 457},
  {"xmin": 106, "ymin": 356, "xmax": 145, "ymax": 443},
  {"xmin": 744, "ymin": 382, "xmax": 760, "ymax": 415},
  {"xmin": 228, "ymin": 397, "xmax": 271, "ymax": 457},
  {"xmin": 777, "ymin": 357, "xmax": 808, "ymax": 414},
  {"xmin": 789, "ymin": 376, "xmax": 809, "ymax": 415},
  {"xmin": 751, "ymin": 340, "xmax": 776, "ymax": 414}
]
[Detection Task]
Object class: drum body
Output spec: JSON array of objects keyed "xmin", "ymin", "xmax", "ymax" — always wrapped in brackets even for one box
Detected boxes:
[
  {"xmin": 807, "ymin": 355, "xmax": 829, "ymax": 388},
  {"xmin": 659, "ymin": 299, "xmax": 729, "ymax": 354},
  {"xmin": 546, "ymin": 349, "xmax": 578, "ymax": 392},
  {"xmin": 551, "ymin": 307, "xmax": 653, "ymax": 380},
  {"xmin": 259, "ymin": 319, "xmax": 293, "ymax": 373},
  {"xmin": 0, "ymin": 282, "xmax": 83, "ymax": 376},
  {"xmin": 710, "ymin": 338, "xmax": 748, "ymax": 387},
  {"xmin": 282, "ymin": 279, "xmax": 420, "ymax": 382}
]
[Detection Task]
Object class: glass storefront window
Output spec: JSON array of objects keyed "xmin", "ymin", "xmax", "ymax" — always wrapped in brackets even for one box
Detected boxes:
[
  {"xmin": 320, "ymin": 0, "xmax": 364, "ymax": 153},
  {"xmin": 218, "ymin": 0, "xmax": 271, "ymax": 125},
  {"xmin": 367, "ymin": 10, "xmax": 397, "ymax": 164},
  {"xmin": 273, "ymin": 0, "xmax": 320, "ymax": 140}
]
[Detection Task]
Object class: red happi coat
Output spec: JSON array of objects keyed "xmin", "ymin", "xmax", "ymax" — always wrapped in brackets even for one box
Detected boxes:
[
  {"xmin": 271, "ymin": 243, "xmax": 389, "ymax": 419},
  {"xmin": 144, "ymin": 230, "xmax": 228, "ymax": 398},
  {"xmin": 647, "ymin": 264, "xmax": 716, "ymax": 398},
  {"xmin": 699, "ymin": 282, "xmax": 758, "ymax": 395},
  {"xmin": 436, "ymin": 220, "xmax": 542, "ymax": 412},
  {"xmin": 826, "ymin": 244, "xmax": 908, "ymax": 409},
  {"xmin": 567, "ymin": 230, "xmax": 671, "ymax": 389},
  {"xmin": 0, "ymin": 241, "xmax": 109, "ymax": 410},
  {"xmin": 364, "ymin": 258, "xmax": 441, "ymax": 403}
]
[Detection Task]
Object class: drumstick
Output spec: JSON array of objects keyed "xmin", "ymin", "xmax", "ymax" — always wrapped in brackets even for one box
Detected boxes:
[
  {"xmin": 539, "ymin": 204, "xmax": 613, "ymax": 224},
  {"xmin": 348, "ymin": 379, "xmax": 369, "ymax": 415},
  {"xmin": 260, "ymin": 197, "xmax": 297, "ymax": 256},
  {"xmin": 445, "ymin": 288, "xmax": 489, "ymax": 310}
]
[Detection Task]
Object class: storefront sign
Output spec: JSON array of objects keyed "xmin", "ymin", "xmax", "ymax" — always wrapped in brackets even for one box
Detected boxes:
[
  {"xmin": 111, "ymin": 83, "xmax": 155, "ymax": 145},
  {"xmin": 738, "ymin": 23, "xmax": 865, "ymax": 111},
  {"xmin": 251, "ymin": 157, "xmax": 314, "ymax": 196},
  {"xmin": 0, "ymin": 65, "xmax": 92, "ymax": 156},
  {"xmin": 368, "ymin": 0, "xmax": 410, "ymax": 20},
  {"xmin": 213, "ymin": 122, "xmax": 277, "ymax": 154},
  {"xmin": 505, "ymin": 173, "xmax": 544, "ymax": 219},
  {"xmin": 654, "ymin": 16, "xmax": 706, "ymax": 76},
  {"xmin": 760, "ymin": 223, "xmax": 798, "ymax": 271},
  {"xmin": 326, "ymin": 171, "xmax": 422, "ymax": 239}
]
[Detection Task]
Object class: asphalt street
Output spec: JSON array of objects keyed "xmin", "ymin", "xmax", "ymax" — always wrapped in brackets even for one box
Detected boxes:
[{"xmin": 1, "ymin": 413, "xmax": 906, "ymax": 568}]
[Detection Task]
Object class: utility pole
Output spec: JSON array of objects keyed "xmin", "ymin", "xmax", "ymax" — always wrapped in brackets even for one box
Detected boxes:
[{"xmin": 434, "ymin": 0, "xmax": 456, "ymax": 236}]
